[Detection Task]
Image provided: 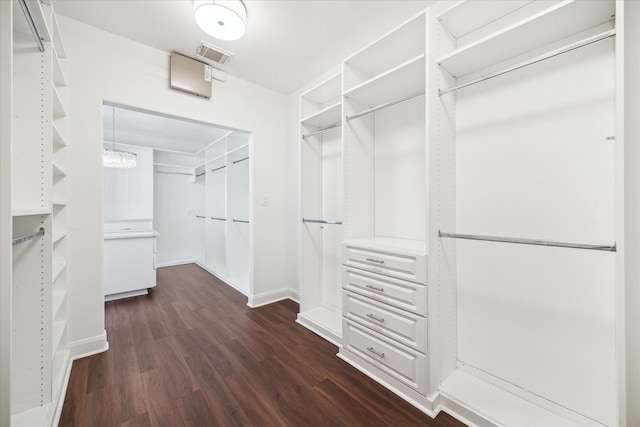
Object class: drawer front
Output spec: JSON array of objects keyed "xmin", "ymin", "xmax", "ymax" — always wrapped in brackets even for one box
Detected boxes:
[
  {"xmin": 343, "ymin": 244, "xmax": 426, "ymax": 284},
  {"xmin": 342, "ymin": 267, "xmax": 427, "ymax": 316},
  {"xmin": 343, "ymin": 319, "xmax": 426, "ymax": 394},
  {"xmin": 343, "ymin": 291, "xmax": 426, "ymax": 352}
]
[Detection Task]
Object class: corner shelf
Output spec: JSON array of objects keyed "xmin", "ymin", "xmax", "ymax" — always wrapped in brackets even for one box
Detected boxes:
[
  {"xmin": 300, "ymin": 101, "xmax": 341, "ymax": 129},
  {"xmin": 436, "ymin": 0, "xmax": 615, "ymax": 78}
]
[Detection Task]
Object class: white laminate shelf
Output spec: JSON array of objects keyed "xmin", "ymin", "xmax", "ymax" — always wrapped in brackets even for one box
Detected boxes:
[
  {"xmin": 52, "ymin": 199, "xmax": 67, "ymax": 207},
  {"xmin": 436, "ymin": 0, "xmax": 534, "ymax": 39},
  {"xmin": 51, "ymin": 11, "xmax": 67, "ymax": 58},
  {"xmin": 301, "ymin": 73, "xmax": 341, "ymax": 105},
  {"xmin": 344, "ymin": 54, "xmax": 425, "ymax": 111},
  {"xmin": 53, "ymin": 162, "xmax": 67, "ymax": 177},
  {"xmin": 344, "ymin": 12, "xmax": 425, "ymax": 90},
  {"xmin": 53, "ymin": 122, "xmax": 67, "ymax": 147},
  {"xmin": 52, "ymin": 229, "xmax": 67, "ymax": 243},
  {"xmin": 53, "ymin": 260, "xmax": 66, "ymax": 283},
  {"xmin": 11, "ymin": 404, "xmax": 52, "ymax": 427},
  {"xmin": 52, "ymin": 49, "xmax": 66, "ymax": 87},
  {"xmin": 52, "ymin": 320, "xmax": 67, "ymax": 357},
  {"xmin": 52, "ymin": 288, "xmax": 66, "ymax": 320},
  {"xmin": 297, "ymin": 306, "xmax": 342, "ymax": 346},
  {"xmin": 436, "ymin": 0, "xmax": 615, "ymax": 78},
  {"xmin": 52, "ymin": 86, "xmax": 66, "ymax": 120},
  {"xmin": 12, "ymin": 207, "xmax": 52, "ymax": 217},
  {"xmin": 300, "ymin": 101, "xmax": 341, "ymax": 128}
]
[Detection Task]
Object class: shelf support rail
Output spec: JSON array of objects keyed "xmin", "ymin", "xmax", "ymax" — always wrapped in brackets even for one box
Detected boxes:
[
  {"xmin": 302, "ymin": 122, "xmax": 341, "ymax": 139},
  {"xmin": 346, "ymin": 90, "xmax": 425, "ymax": 121},
  {"xmin": 233, "ymin": 157, "xmax": 249, "ymax": 165},
  {"xmin": 439, "ymin": 29, "xmax": 616, "ymax": 97},
  {"xmin": 438, "ymin": 231, "xmax": 616, "ymax": 252},
  {"xmin": 18, "ymin": 0, "xmax": 45, "ymax": 52},
  {"xmin": 302, "ymin": 218, "xmax": 343, "ymax": 225},
  {"xmin": 12, "ymin": 227, "xmax": 45, "ymax": 246}
]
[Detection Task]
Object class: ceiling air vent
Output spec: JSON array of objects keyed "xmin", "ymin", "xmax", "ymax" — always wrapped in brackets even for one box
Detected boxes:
[{"xmin": 196, "ymin": 41, "xmax": 233, "ymax": 65}]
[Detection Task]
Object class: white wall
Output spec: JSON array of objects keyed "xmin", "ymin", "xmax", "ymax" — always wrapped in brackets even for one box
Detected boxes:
[{"xmin": 61, "ymin": 15, "xmax": 290, "ymax": 351}]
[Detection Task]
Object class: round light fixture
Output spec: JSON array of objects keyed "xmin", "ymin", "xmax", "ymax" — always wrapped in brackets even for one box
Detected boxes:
[{"xmin": 194, "ymin": 0, "xmax": 247, "ymax": 41}]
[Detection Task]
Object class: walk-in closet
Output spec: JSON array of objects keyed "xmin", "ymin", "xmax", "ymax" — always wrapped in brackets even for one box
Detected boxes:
[{"xmin": 1, "ymin": 0, "xmax": 639, "ymax": 426}]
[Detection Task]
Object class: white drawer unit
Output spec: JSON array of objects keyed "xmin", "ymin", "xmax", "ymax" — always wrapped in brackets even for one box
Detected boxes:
[
  {"xmin": 343, "ymin": 242, "xmax": 426, "ymax": 284},
  {"xmin": 343, "ymin": 267, "xmax": 427, "ymax": 316},
  {"xmin": 343, "ymin": 291, "xmax": 427, "ymax": 352},
  {"xmin": 342, "ymin": 319, "xmax": 427, "ymax": 394}
]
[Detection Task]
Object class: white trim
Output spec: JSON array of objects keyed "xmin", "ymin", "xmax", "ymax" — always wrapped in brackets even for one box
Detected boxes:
[
  {"xmin": 296, "ymin": 314, "xmax": 341, "ymax": 346},
  {"xmin": 68, "ymin": 329, "xmax": 109, "ymax": 360},
  {"xmin": 155, "ymin": 259, "xmax": 193, "ymax": 268},
  {"xmin": 247, "ymin": 288, "xmax": 296, "ymax": 308},
  {"xmin": 50, "ymin": 353, "xmax": 73, "ymax": 427}
]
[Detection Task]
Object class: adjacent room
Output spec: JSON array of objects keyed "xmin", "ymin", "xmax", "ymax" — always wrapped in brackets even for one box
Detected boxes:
[{"xmin": 1, "ymin": 0, "xmax": 639, "ymax": 426}]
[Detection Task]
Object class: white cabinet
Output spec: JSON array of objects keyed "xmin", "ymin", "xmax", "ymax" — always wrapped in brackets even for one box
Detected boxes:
[{"xmin": 103, "ymin": 232, "xmax": 157, "ymax": 300}]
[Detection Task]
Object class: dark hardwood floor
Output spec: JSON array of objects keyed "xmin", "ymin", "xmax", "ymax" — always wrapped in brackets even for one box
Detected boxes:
[{"xmin": 60, "ymin": 263, "xmax": 465, "ymax": 427}]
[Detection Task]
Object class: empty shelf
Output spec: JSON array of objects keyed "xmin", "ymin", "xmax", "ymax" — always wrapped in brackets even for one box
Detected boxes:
[{"xmin": 300, "ymin": 101, "xmax": 341, "ymax": 128}]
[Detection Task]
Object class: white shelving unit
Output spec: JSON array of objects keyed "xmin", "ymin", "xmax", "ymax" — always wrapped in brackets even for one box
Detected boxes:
[
  {"xmin": 298, "ymin": 73, "xmax": 343, "ymax": 345},
  {"xmin": 7, "ymin": 1, "xmax": 71, "ymax": 425}
]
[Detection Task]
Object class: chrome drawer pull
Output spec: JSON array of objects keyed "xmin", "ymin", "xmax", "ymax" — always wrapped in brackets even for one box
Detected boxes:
[
  {"xmin": 365, "ymin": 284, "xmax": 384, "ymax": 292},
  {"xmin": 367, "ymin": 347, "xmax": 385, "ymax": 358},
  {"xmin": 366, "ymin": 258, "xmax": 385, "ymax": 264},
  {"xmin": 366, "ymin": 313, "xmax": 384, "ymax": 323}
]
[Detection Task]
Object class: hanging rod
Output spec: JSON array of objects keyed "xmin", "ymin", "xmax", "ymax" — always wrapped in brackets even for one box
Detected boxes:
[
  {"xmin": 439, "ymin": 29, "xmax": 616, "ymax": 96},
  {"xmin": 153, "ymin": 171, "xmax": 193, "ymax": 176},
  {"xmin": 438, "ymin": 231, "xmax": 616, "ymax": 252},
  {"xmin": 12, "ymin": 227, "xmax": 45, "ymax": 246},
  {"xmin": 233, "ymin": 219, "xmax": 249, "ymax": 224},
  {"xmin": 302, "ymin": 122, "xmax": 341, "ymax": 139},
  {"xmin": 211, "ymin": 165, "xmax": 226, "ymax": 173},
  {"xmin": 18, "ymin": 0, "xmax": 44, "ymax": 52},
  {"xmin": 302, "ymin": 218, "xmax": 343, "ymax": 225},
  {"xmin": 233, "ymin": 157, "xmax": 249, "ymax": 164},
  {"xmin": 196, "ymin": 171, "xmax": 206, "ymax": 177},
  {"xmin": 211, "ymin": 217, "xmax": 226, "ymax": 221},
  {"xmin": 346, "ymin": 90, "xmax": 425, "ymax": 121},
  {"xmin": 195, "ymin": 215, "xmax": 206, "ymax": 219}
]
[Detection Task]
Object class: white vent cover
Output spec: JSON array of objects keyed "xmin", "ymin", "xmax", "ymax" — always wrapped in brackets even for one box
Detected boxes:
[{"xmin": 196, "ymin": 41, "xmax": 233, "ymax": 65}]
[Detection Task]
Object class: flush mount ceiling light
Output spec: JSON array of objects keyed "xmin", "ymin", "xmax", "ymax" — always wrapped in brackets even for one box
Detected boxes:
[
  {"xmin": 103, "ymin": 106, "xmax": 137, "ymax": 169},
  {"xmin": 194, "ymin": 0, "xmax": 247, "ymax": 41}
]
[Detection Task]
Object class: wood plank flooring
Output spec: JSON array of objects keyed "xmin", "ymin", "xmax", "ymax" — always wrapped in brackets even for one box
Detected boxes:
[{"xmin": 60, "ymin": 263, "xmax": 465, "ymax": 427}]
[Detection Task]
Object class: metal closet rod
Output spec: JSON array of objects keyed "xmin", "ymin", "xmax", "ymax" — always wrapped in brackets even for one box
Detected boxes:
[
  {"xmin": 18, "ymin": 0, "xmax": 44, "ymax": 52},
  {"xmin": 302, "ymin": 218, "xmax": 343, "ymax": 225},
  {"xmin": 153, "ymin": 171, "xmax": 193, "ymax": 176},
  {"xmin": 233, "ymin": 219, "xmax": 250, "ymax": 224},
  {"xmin": 195, "ymin": 215, "xmax": 206, "ymax": 219},
  {"xmin": 302, "ymin": 122, "xmax": 341, "ymax": 139},
  {"xmin": 211, "ymin": 165, "xmax": 227, "ymax": 173},
  {"xmin": 211, "ymin": 217, "xmax": 226, "ymax": 221},
  {"xmin": 195, "ymin": 171, "xmax": 206, "ymax": 177},
  {"xmin": 233, "ymin": 157, "xmax": 249, "ymax": 164},
  {"xmin": 12, "ymin": 227, "xmax": 45, "ymax": 246},
  {"xmin": 439, "ymin": 29, "xmax": 616, "ymax": 96},
  {"xmin": 346, "ymin": 90, "xmax": 425, "ymax": 121},
  {"xmin": 438, "ymin": 231, "xmax": 616, "ymax": 252}
]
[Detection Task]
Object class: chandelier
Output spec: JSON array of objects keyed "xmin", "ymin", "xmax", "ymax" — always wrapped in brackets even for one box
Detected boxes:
[{"xmin": 103, "ymin": 106, "xmax": 137, "ymax": 169}]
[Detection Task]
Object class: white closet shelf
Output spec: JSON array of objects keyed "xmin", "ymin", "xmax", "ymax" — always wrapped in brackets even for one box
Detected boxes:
[
  {"xmin": 12, "ymin": 207, "xmax": 52, "ymax": 217},
  {"xmin": 11, "ymin": 404, "xmax": 52, "ymax": 427},
  {"xmin": 52, "ymin": 288, "xmax": 66, "ymax": 320},
  {"xmin": 53, "ymin": 122, "xmax": 67, "ymax": 147},
  {"xmin": 52, "ymin": 86, "xmax": 66, "ymax": 120},
  {"xmin": 436, "ymin": 0, "xmax": 614, "ymax": 78},
  {"xmin": 52, "ymin": 199, "xmax": 67, "ymax": 207},
  {"xmin": 300, "ymin": 101, "xmax": 341, "ymax": 128},
  {"xmin": 343, "ymin": 237, "xmax": 427, "ymax": 257},
  {"xmin": 436, "ymin": 0, "xmax": 534, "ymax": 39},
  {"xmin": 51, "ymin": 11, "xmax": 67, "ymax": 58},
  {"xmin": 344, "ymin": 54, "xmax": 425, "ymax": 111},
  {"xmin": 52, "ymin": 49, "xmax": 67, "ymax": 87},
  {"xmin": 53, "ymin": 162, "xmax": 67, "ymax": 177},
  {"xmin": 297, "ymin": 306, "xmax": 342, "ymax": 346},
  {"xmin": 52, "ymin": 320, "xmax": 67, "ymax": 357},
  {"xmin": 53, "ymin": 260, "xmax": 66, "ymax": 283},
  {"xmin": 344, "ymin": 12, "xmax": 425, "ymax": 88},
  {"xmin": 52, "ymin": 349, "xmax": 71, "ymax": 396},
  {"xmin": 52, "ymin": 229, "xmax": 67, "ymax": 244},
  {"xmin": 301, "ymin": 73, "xmax": 341, "ymax": 105}
]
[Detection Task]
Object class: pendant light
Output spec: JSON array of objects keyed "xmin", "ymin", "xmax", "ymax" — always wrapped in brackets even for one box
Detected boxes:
[
  {"xmin": 194, "ymin": 0, "xmax": 247, "ymax": 41},
  {"xmin": 103, "ymin": 106, "xmax": 137, "ymax": 169}
]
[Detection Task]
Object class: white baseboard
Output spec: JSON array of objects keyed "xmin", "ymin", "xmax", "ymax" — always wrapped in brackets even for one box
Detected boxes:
[
  {"xmin": 247, "ymin": 287, "xmax": 299, "ymax": 308},
  {"xmin": 156, "ymin": 259, "xmax": 194, "ymax": 268},
  {"xmin": 68, "ymin": 329, "xmax": 109, "ymax": 360}
]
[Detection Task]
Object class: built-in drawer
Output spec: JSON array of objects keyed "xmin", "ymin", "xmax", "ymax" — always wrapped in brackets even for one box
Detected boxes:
[
  {"xmin": 343, "ymin": 267, "xmax": 427, "ymax": 316},
  {"xmin": 342, "ymin": 319, "xmax": 426, "ymax": 394},
  {"xmin": 343, "ymin": 291, "xmax": 426, "ymax": 352},
  {"xmin": 343, "ymin": 243, "xmax": 426, "ymax": 284}
]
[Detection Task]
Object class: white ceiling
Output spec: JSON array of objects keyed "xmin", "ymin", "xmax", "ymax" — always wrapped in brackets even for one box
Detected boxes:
[
  {"xmin": 103, "ymin": 105, "xmax": 234, "ymax": 154},
  {"xmin": 54, "ymin": 0, "xmax": 434, "ymax": 95}
]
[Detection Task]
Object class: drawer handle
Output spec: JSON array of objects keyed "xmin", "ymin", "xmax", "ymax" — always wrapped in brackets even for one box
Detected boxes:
[
  {"xmin": 367, "ymin": 347, "xmax": 385, "ymax": 358},
  {"xmin": 365, "ymin": 284, "xmax": 384, "ymax": 292},
  {"xmin": 366, "ymin": 258, "xmax": 385, "ymax": 264},
  {"xmin": 366, "ymin": 313, "xmax": 384, "ymax": 323}
]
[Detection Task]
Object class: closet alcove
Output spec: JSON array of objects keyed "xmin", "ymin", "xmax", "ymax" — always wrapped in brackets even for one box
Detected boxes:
[{"xmin": 101, "ymin": 105, "xmax": 252, "ymax": 299}]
